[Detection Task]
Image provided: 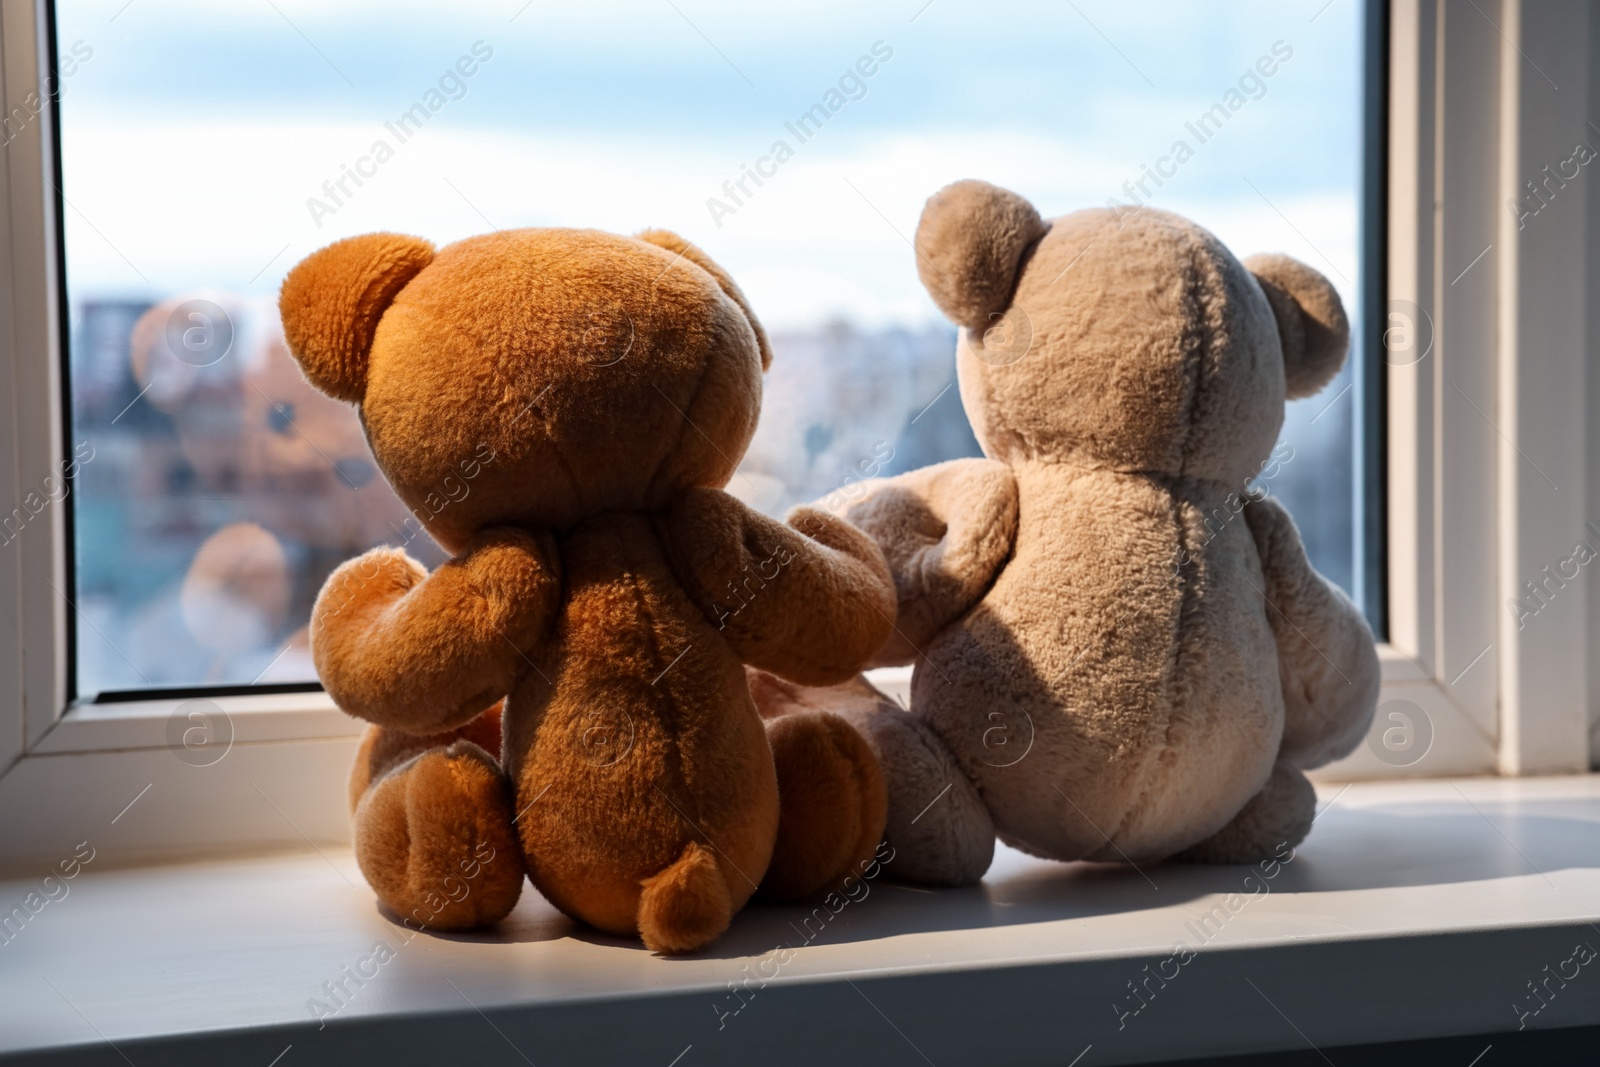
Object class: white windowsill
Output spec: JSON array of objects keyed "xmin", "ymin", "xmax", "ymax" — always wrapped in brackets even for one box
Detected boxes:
[{"xmin": 1, "ymin": 775, "xmax": 1596, "ymax": 1066}]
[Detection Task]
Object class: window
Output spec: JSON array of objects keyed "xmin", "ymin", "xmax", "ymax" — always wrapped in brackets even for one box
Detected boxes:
[
  {"xmin": 52, "ymin": 0, "xmax": 1375, "ymax": 701},
  {"xmin": 2, "ymin": 0, "xmax": 1591, "ymax": 866}
]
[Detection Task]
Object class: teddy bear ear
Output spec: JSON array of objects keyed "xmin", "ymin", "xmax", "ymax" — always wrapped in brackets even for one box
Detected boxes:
[
  {"xmin": 278, "ymin": 233, "xmax": 435, "ymax": 403},
  {"xmin": 913, "ymin": 179, "xmax": 1047, "ymax": 330},
  {"xmin": 635, "ymin": 229, "xmax": 772, "ymax": 369},
  {"xmin": 1243, "ymin": 253, "xmax": 1350, "ymax": 400}
]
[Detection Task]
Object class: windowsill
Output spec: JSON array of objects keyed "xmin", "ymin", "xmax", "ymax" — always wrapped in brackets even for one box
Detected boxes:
[{"xmin": 2, "ymin": 776, "xmax": 1597, "ymax": 1066}]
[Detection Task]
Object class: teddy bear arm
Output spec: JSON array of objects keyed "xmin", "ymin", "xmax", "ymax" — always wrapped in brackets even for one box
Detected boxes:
[
  {"xmin": 655, "ymin": 490, "xmax": 897, "ymax": 686},
  {"xmin": 842, "ymin": 459, "xmax": 1018, "ymax": 666},
  {"xmin": 310, "ymin": 529, "xmax": 559, "ymax": 734},
  {"xmin": 1244, "ymin": 495, "xmax": 1380, "ymax": 769}
]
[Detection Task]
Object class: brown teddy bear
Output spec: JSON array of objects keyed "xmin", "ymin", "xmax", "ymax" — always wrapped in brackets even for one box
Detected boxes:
[
  {"xmin": 754, "ymin": 180, "xmax": 1379, "ymax": 885},
  {"xmin": 129, "ymin": 295, "xmax": 416, "ymax": 682},
  {"xmin": 277, "ymin": 227, "xmax": 897, "ymax": 952}
]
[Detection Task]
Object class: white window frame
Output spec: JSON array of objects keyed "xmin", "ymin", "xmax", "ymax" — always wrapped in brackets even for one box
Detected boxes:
[
  {"xmin": 0, "ymin": 0, "xmax": 1593, "ymax": 868},
  {"xmin": 0, "ymin": 1, "xmax": 361, "ymax": 868},
  {"xmin": 1320, "ymin": 0, "xmax": 1594, "ymax": 782}
]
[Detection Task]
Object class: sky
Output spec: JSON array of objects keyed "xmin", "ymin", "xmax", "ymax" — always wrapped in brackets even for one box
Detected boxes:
[{"xmin": 53, "ymin": 0, "xmax": 1363, "ymax": 330}]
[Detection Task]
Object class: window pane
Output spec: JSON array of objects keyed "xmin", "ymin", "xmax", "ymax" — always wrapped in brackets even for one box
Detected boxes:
[{"xmin": 56, "ymin": 0, "xmax": 1371, "ymax": 698}]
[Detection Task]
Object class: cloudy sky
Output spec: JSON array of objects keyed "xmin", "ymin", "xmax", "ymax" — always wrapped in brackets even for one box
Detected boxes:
[{"xmin": 54, "ymin": 0, "xmax": 1362, "ymax": 330}]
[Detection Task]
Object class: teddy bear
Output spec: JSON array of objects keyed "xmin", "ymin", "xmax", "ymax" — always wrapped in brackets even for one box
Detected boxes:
[
  {"xmin": 128, "ymin": 294, "xmax": 417, "ymax": 683},
  {"xmin": 277, "ymin": 226, "xmax": 898, "ymax": 952},
  {"xmin": 751, "ymin": 180, "xmax": 1379, "ymax": 885}
]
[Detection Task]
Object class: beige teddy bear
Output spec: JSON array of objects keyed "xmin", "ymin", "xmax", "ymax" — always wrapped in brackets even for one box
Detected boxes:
[{"xmin": 753, "ymin": 180, "xmax": 1379, "ymax": 884}]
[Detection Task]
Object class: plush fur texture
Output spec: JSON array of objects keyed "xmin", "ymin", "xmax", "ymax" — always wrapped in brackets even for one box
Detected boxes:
[
  {"xmin": 281, "ymin": 227, "xmax": 896, "ymax": 952},
  {"xmin": 748, "ymin": 669, "xmax": 992, "ymax": 885},
  {"xmin": 279, "ymin": 234, "xmax": 435, "ymax": 403},
  {"xmin": 1243, "ymin": 253, "xmax": 1350, "ymax": 400},
  {"xmin": 914, "ymin": 180, "xmax": 1048, "ymax": 329},
  {"xmin": 753, "ymin": 682, "xmax": 889, "ymax": 899},
  {"xmin": 753, "ymin": 181, "xmax": 1379, "ymax": 885}
]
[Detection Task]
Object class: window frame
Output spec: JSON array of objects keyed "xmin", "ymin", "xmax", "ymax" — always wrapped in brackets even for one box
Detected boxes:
[
  {"xmin": 1326, "ymin": 0, "xmax": 1595, "ymax": 781},
  {"xmin": 0, "ymin": 0, "xmax": 360, "ymax": 866},
  {"xmin": 0, "ymin": 0, "xmax": 1591, "ymax": 868}
]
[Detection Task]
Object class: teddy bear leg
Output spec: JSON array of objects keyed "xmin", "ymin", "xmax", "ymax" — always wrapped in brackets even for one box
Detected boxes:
[
  {"xmin": 758, "ymin": 707, "xmax": 888, "ymax": 900},
  {"xmin": 748, "ymin": 668, "xmax": 994, "ymax": 888},
  {"xmin": 746, "ymin": 666, "xmax": 887, "ymax": 898},
  {"xmin": 844, "ymin": 700, "xmax": 995, "ymax": 886},
  {"xmin": 348, "ymin": 705, "xmax": 526, "ymax": 930},
  {"xmin": 1168, "ymin": 761, "xmax": 1315, "ymax": 864}
]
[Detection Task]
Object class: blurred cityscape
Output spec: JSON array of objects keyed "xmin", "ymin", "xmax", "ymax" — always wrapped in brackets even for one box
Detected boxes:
[
  {"xmin": 71, "ymin": 296, "xmax": 429, "ymax": 695},
  {"xmin": 69, "ymin": 300, "xmax": 1351, "ymax": 697},
  {"xmin": 67, "ymin": 302, "xmax": 982, "ymax": 695},
  {"xmin": 737, "ymin": 320, "xmax": 979, "ymax": 514}
]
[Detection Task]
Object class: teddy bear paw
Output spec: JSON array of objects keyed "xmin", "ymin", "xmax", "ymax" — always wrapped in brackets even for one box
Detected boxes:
[
  {"xmin": 351, "ymin": 741, "xmax": 526, "ymax": 930},
  {"xmin": 1169, "ymin": 762, "xmax": 1316, "ymax": 865}
]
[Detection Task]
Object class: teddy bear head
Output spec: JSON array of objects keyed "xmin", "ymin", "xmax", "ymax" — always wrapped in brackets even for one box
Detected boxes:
[
  {"xmin": 278, "ymin": 228, "xmax": 771, "ymax": 554},
  {"xmin": 912, "ymin": 180, "xmax": 1348, "ymax": 487}
]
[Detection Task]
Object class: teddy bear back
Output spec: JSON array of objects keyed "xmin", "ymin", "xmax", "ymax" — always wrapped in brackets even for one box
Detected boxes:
[
  {"xmin": 915, "ymin": 181, "xmax": 1348, "ymax": 490},
  {"xmin": 897, "ymin": 182, "xmax": 1364, "ymax": 866},
  {"xmin": 279, "ymin": 227, "xmax": 770, "ymax": 554}
]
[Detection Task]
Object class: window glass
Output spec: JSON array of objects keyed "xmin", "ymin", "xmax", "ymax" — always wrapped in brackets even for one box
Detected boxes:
[{"xmin": 55, "ymin": 0, "xmax": 1366, "ymax": 697}]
